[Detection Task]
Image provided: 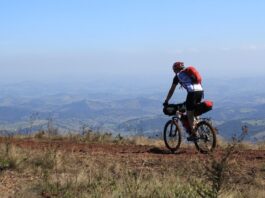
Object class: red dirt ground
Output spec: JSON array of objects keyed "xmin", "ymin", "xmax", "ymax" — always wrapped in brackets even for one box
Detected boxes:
[{"xmin": 2, "ymin": 138, "xmax": 265, "ymax": 162}]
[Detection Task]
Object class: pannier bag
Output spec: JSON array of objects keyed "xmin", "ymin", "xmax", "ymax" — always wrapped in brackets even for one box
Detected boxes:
[
  {"xmin": 163, "ymin": 103, "xmax": 186, "ymax": 116},
  {"xmin": 163, "ymin": 100, "xmax": 213, "ymax": 116}
]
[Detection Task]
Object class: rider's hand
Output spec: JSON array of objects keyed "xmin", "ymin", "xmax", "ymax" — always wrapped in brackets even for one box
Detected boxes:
[{"xmin": 163, "ymin": 101, "xmax": 168, "ymax": 106}]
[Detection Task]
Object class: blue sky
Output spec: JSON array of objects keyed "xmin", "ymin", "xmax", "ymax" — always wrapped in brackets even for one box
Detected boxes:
[{"xmin": 0, "ymin": 0, "xmax": 265, "ymax": 83}]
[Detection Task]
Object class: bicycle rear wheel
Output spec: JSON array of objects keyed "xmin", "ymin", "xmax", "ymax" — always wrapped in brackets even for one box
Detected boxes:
[
  {"xmin": 194, "ymin": 120, "xmax": 216, "ymax": 154},
  {"xmin": 163, "ymin": 120, "xmax": 181, "ymax": 153}
]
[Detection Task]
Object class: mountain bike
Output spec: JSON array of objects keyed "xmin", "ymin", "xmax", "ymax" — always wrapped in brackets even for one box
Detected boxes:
[{"xmin": 163, "ymin": 101, "xmax": 216, "ymax": 154}]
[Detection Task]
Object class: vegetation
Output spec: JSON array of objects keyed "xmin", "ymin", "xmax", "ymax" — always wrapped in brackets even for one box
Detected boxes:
[{"xmin": 0, "ymin": 130, "xmax": 264, "ymax": 198}]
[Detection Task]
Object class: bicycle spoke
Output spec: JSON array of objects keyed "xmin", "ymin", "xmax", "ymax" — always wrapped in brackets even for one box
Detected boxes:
[{"xmin": 195, "ymin": 121, "xmax": 216, "ymax": 153}]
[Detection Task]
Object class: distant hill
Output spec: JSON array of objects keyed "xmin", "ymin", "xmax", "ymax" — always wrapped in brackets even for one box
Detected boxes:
[
  {"xmin": 117, "ymin": 115, "xmax": 168, "ymax": 137},
  {"xmin": 209, "ymin": 104, "xmax": 265, "ymax": 121},
  {"xmin": 0, "ymin": 106, "xmax": 31, "ymax": 122},
  {"xmin": 53, "ymin": 98, "xmax": 161, "ymax": 120},
  {"xmin": 0, "ymin": 78, "xmax": 265, "ymax": 141}
]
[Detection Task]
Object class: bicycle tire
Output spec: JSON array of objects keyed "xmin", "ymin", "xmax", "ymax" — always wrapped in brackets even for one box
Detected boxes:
[
  {"xmin": 194, "ymin": 120, "xmax": 217, "ymax": 154},
  {"xmin": 163, "ymin": 120, "xmax": 181, "ymax": 153}
]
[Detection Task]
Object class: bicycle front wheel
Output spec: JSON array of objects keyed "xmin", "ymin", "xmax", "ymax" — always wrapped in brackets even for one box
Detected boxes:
[
  {"xmin": 163, "ymin": 120, "xmax": 181, "ymax": 153},
  {"xmin": 194, "ymin": 120, "xmax": 217, "ymax": 154}
]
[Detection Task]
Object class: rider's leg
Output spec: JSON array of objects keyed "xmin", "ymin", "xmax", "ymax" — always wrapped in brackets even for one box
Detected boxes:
[
  {"xmin": 186, "ymin": 91, "xmax": 203, "ymax": 137},
  {"xmin": 186, "ymin": 92, "xmax": 195, "ymax": 136},
  {"xmin": 187, "ymin": 110, "xmax": 195, "ymax": 135}
]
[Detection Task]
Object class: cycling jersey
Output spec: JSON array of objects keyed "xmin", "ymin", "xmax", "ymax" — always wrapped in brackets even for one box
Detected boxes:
[{"xmin": 173, "ymin": 70, "xmax": 203, "ymax": 92}]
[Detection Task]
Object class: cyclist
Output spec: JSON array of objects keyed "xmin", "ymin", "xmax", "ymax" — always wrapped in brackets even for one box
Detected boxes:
[{"xmin": 163, "ymin": 61, "xmax": 204, "ymax": 141}]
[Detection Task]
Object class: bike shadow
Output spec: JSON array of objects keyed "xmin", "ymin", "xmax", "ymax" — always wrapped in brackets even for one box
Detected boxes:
[{"xmin": 147, "ymin": 147, "xmax": 186, "ymax": 155}]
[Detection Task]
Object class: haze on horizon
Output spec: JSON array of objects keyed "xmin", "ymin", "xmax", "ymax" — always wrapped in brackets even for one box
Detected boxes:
[{"xmin": 1, "ymin": 1, "xmax": 265, "ymax": 84}]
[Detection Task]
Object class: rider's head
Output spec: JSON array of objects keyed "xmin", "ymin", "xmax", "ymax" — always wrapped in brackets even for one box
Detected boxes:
[{"xmin": 172, "ymin": 62, "xmax": 184, "ymax": 73}]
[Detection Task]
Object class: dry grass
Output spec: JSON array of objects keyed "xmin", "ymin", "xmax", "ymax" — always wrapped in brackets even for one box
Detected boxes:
[
  {"xmin": 0, "ymin": 144, "xmax": 196, "ymax": 197},
  {"xmin": 257, "ymin": 141, "xmax": 265, "ymax": 150},
  {"xmin": 0, "ymin": 133, "xmax": 264, "ymax": 198}
]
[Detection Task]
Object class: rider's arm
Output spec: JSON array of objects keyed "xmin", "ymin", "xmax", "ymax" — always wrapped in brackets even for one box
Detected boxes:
[
  {"xmin": 165, "ymin": 75, "xmax": 179, "ymax": 104},
  {"xmin": 165, "ymin": 83, "xmax": 177, "ymax": 103}
]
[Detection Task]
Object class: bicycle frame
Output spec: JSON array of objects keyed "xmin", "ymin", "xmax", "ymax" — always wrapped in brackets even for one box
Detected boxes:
[
  {"xmin": 171, "ymin": 111, "xmax": 204, "ymax": 134},
  {"xmin": 171, "ymin": 111, "xmax": 189, "ymax": 133}
]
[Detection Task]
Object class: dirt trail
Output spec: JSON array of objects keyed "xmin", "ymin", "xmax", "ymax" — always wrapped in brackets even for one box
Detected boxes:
[{"xmin": 2, "ymin": 138, "xmax": 265, "ymax": 162}]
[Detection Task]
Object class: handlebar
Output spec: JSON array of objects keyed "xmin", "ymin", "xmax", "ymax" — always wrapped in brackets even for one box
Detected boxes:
[{"xmin": 163, "ymin": 102, "xmax": 186, "ymax": 116}]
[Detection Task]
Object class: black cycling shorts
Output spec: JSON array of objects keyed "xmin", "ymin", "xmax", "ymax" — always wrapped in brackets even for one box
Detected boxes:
[{"xmin": 186, "ymin": 91, "xmax": 204, "ymax": 111}]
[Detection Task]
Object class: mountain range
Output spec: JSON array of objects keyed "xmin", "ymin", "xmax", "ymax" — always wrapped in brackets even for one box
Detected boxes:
[{"xmin": 0, "ymin": 78, "xmax": 265, "ymax": 142}]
